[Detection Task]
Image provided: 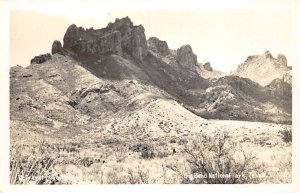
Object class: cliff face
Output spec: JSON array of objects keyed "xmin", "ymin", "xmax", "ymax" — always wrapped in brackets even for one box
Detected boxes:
[
  {"xmin": 62, "ymin": 17, "xmax": 147, "ymax": 61},
  {"xmin": 51, "ymin": 40, "xmax": 64, "ymax": 55},
  {"xmin": 176, "ymin": 45, "xmax": 197, "ymax": 71},
  {"xmin": 147, "ymin": 37, "xmax": 170, "ymax": 56}
]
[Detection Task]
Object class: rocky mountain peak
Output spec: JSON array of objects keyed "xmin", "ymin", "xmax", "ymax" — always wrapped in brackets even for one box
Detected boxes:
[
  {"xmin": 233, "ymin": 50, "xmax": 290, "ymax": 86},
  {"xmin": 124, "ymin": 24, "xmax": 148, "ymax": 61},
  {"xmin": 62, "ymin": 16, "xmax": 147, "ymax": 61},
  {"xmin": 277, "ymin": 53, "xmax": 287, "ymax": 66},
  {"xmin": 62, "ymin": 24, "xmax": 81, "ymax": 50},
  {"xmin": 106, "ymin": 16, "xmax": 134, "ymax": 34},
  {"xmin": 176, "ymin": 44, "xmax": 197, "ymax": 71},
  {"xmin": 203, "ymin": 62, "xmax": 212, "ymax": 71},
  {"xmin": 263, "ymin": 50, "xmax": 273, "ymax": 59},
  {"xmin": 51, "ymin": 40, "xmax": 64, "ymax": 55},
  {"xmin": 147, "ymin": 37, "xmax": 170, "ymax": 56}
]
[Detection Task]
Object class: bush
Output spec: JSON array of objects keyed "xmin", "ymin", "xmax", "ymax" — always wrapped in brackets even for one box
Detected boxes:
[
  {"xmin": 130, "ymin": 142, "xmax": 155, "ymax": 159},
  {"xmin": 279, "ymin": 128, "xmax": 292, "ymax": 143},
  {"xmin": 113, "ymin": 145, "xmax": 127, "ymax": 162},
  {"xmin": 181, "ymin": 131, "xmax": 261, "ymax": 184},
  {"xmin": 141, "ymin": 144, "xmax": 155, "ymax": 159},
  {"xmin": 10, "ymin": 143, "xmax": 58, "ymax": 185},
  {"xmin": 127, "ymin": 168, "xmax": 149, "ymax": 184}
]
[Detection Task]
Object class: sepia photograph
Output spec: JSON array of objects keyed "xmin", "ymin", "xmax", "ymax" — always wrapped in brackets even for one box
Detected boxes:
[{"xmin": 1, "ymin": 0, "xmax": 300, "ymax": 192}]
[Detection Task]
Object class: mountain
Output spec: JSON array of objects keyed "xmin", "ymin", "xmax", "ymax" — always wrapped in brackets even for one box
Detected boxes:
[
  {"xmin": 10, "ymin": 16, "xmax": 292, "ymax": 141},
  {"xmin": 187, "ymin": 76, "xmax": 291, "ymax": 124},
  {"xmin": 11, "ymin": 53, "xmax": 211, "ymax": 141},
  {"xmin": 232, "ymin": 50, "xmax": 291, "ymax": 86}
]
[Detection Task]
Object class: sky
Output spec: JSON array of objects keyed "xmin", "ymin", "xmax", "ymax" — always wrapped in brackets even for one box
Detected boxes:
[{"xmin": 8, "ymin": 0, "xmax": 294, "ymax": 72}]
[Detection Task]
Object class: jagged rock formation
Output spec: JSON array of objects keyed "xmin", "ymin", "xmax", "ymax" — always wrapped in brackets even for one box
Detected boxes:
[
  {"xmin": 62, "ymin": 17, "xmax": 147, "ymax": 60},
  {"xmin": 267, "ymin": 78, "xmax": 292, "ymax": 98},
  {"xmin": 51, "ymin": 40, "xmax": 64, "ymax": 55},
  {"xmin": 63, "ymin": 24, "xmax": 123, "ymax": 56},
  {"xmin": 203, "ymin": 62, "xmax": 212, "ymax": 71},
  {"xmin": 233, "ymin": 50, "xmax": 291, "ymax": 86},
  {"xmin": 126, "ymin": 25, "xmax": 148, "ymax": 60},
  {"xmin": 282, "ymin": 70, "xmax": 292, "ymax": 85},
  {"xmin": 277, "ymin": 53, "xmax": 287, "ymax": 66},
  {"xmin": 176, "ymin": 45, "xmax": 197, "ymax": 71},
  {"xmin": 147, "ymin": 37, "xmax": 170, "ymax": 56},
  {"xmin": 30, "ymin": 53, "xmax": 52, "ymax": 64}
]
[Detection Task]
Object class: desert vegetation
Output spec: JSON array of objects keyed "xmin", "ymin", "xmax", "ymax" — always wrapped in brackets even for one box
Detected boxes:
[{"xmin": 10, "ymin": 122, "xmax": 292, "ymax": 184}]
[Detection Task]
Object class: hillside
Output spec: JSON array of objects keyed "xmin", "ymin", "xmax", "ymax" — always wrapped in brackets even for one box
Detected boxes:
[
  {"xmin": 233, "ymin": 51, "xmax": 291, "ymax": 86},
  {"xmin": 11, "ymin": 17, "xmax": 292, "ymax": 129}
]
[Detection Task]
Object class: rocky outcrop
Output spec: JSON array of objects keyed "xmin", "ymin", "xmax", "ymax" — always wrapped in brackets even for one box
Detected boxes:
[
  {"xmin": 51, "ymin": 40, "xmax": 64, "ymax": 55},
  {"xmin": 263, "ymin": 50, "xmax": 273, "ymax": 59},
  {"xmin": 277, "ymin": 54, "xmax": 287, "ymax": 66},
  {"xmin": 30, "ymin": 53, "xmax": 52, "ymax": 64},
  {"xmin": 147, "ymin": 37, "xmax": 170, "ymax": 56},
  {"xmin": 125, "ymin": 25, "xmax": 148, "ymax": 60},
  {"xmin": 62, "ymin": 17, "xmax": 147, "ymax": 60},
  {"xmin": 98, "ymin": 31, "xmax": 122, "ymax": 55},
  {"xmin": 282, "ymin": 71, "xmax": 292, "ymax": 85},
  {"xmin": 63, "ymin": 24, "xmax": 81, "ymax": 51},
  {"xmin": 233, "ymin": 50, "xmax": 290, "ymax": 86},
  {"xmin": 203, "ymin": 62, "xmax": 212, "ymax": 71},
  {"xmin": 176, "ymin": 45, "xmax": 197, "ymax": 71},
  {"xmin": 267, "ymin": 78, "xmax": 292, "ymax": 99},
  {"xmin": 63, "ymin": 24, "xmax": 122, "ymax": 55}
]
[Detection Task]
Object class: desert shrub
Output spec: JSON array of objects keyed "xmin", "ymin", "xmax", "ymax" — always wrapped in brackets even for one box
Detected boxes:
[
  {"xmin": 141, "ymin": 144, "xmax": 155, "ymax": 159},
  {"xmin": 79, "ymin": 157, "xmax": 93, "ymax": 167},
  {"xmin": 106, "ymin": 172, "xmax": 128, "ymax": 184},
  {"xmin": 242, "ymin": 136, "xmax": 251, "ymax": 142},
  {"xmin": 10, "ymin": 143, "xmax": 58, "ymax": 184},
  {"xmin": 279, "ymin": 128, "xmax": 292, "ymax": 143},
  {"xmin": 106, "ymin": 165, "xmax": 127, "ymax": 184},
  {"xmin": 156, "ymin": 150, "xmax": 170, "ymax": 158},
  {"xmin": 130, "ymin": 142, "xmax": 155, "ymax": 159},
  {"xmin": 180, "ymin": 131, "xmax": 261, "ymax": 184},
  {"xmin": 113, "ymin": 145, "xmax": 128, "ymax": 162},
  {"xmin": 101, "ymin": 138, "xmax": 120, "ymax": 145},
  {"xmin": 127, "ymin": 168, "xmax": 149, "ymax": 184},
  {"xmin": 254, "ymin": 136, "xmax": 270, "ymax": 146},
  {"xmin": 177, "ymin": 138, "xmax": 188, "ymax": 145}
]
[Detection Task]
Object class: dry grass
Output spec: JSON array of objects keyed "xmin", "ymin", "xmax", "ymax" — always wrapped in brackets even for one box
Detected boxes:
[
  {"xmin": 166, "ymin": 131, "xmax": 262, "ymax": 184},
  {"xmin": 10, "ymin": 141, "xmax": 58, "ymax": 184},
  {"xmin": 10, "ymin": 121, "xmax": 292, "ymax": 184}
]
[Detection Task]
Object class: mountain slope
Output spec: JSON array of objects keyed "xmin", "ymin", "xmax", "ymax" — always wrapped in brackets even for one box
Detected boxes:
[
  {"xmin": 186, "ymin": 76, "xmax": 291, "ymax": 124},
  {"xmin": 10, "ymin": 16, "xmax": 292, "ymax": 133},
  {"xmin": 232, "ymin": 51, "xmax": 291, "ymax": 86},
  {"xmin": 11, "ymin": 53, "xmax": 211, "ymax": 141}
]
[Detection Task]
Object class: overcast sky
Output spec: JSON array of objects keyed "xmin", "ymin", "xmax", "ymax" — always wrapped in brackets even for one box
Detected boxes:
[{"xmin": 9, "ymin": 0, "xmax": 293, "ymax": 72}]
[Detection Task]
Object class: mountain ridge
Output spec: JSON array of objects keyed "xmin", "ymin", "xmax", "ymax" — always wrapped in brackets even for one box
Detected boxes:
[
  {"xmin": 232, "ymin": 50, "xmax": 291, "ymax": 86},
  {"xmin": 11, "ymin": 16, "xmax": 292, "ymax": 126}
]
